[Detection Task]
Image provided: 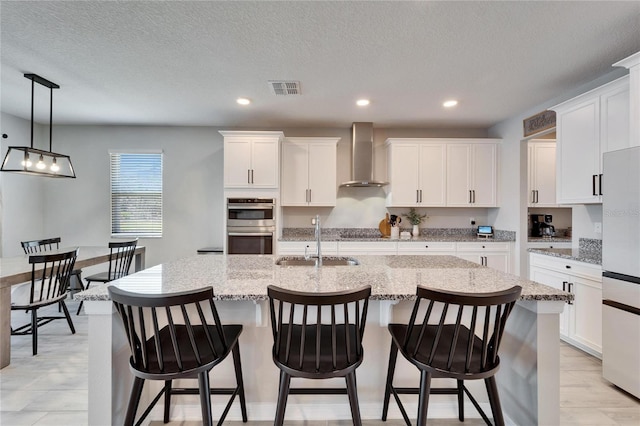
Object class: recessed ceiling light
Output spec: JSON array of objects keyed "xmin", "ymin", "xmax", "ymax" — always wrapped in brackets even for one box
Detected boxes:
[
  {"xmin": 443, "ymin": 100, "xmax": 458, "ymax": 108},
  {"xmin": 237, "ymin": 98, "xmax": 251, "ymax": 105},
  {"xmin": 356, "ymin": 99, "xmax": 370, "ymax": 106}
]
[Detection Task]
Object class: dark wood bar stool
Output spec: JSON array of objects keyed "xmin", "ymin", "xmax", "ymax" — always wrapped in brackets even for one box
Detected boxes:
[
  {"xmin": 77, "ymin": 239, "xmax": 137, "ymax": 315},
  {"xmin": 108, "ymin": 286, "xmax": 248, "ymax": 426},
  {"xmin": 21, "ymin": 237, "xmax": 85, "ymax": 294},
  {"xmin": 267, "ymin": 284, "xmax": 371, "ymax": 426},
  {"xmin": 382, "ymin": 285, "xmax": 522, "ymax": 426},
  {"xmin": 11, "ymin": 248, "xmax": 79, "ymax": 355}
]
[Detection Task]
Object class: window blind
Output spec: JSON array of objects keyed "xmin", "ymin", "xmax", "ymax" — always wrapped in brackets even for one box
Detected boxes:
[{"xmin": 110, "ymin": 152, "xmax": 163, "ymax": 237}]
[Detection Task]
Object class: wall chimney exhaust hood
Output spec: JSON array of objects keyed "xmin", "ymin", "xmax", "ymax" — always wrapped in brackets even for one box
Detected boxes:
[{"xmin": 340, "ymin": 122, "xmax": 388, "ymax": 187}]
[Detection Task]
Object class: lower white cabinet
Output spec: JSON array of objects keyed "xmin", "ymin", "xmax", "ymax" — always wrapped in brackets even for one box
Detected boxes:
[
  {"xmin": 396, "ymin": 242, "xmax": 456, "ymax": 255},
  {"xmin": 456, "ymin": 242, "xmax": 511, "ymax": 273},
  {"xmin": 338, "ymin": 241, "xmax": 398, "ymax": 255},
  {"xmin": 277, "ymin": 241, "xmax": 338, "ymax": 256},
  {"xmin": 529, "ymin": 253, "xmax": 602, "ymax": 357}
]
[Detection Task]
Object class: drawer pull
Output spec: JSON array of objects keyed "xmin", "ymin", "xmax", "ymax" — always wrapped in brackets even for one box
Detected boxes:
[{"xmin": 565, "ymin": 265, "xmax": 571, "ymax": 269}]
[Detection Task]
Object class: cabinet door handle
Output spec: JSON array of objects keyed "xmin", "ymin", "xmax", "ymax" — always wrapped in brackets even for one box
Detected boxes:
[
  {"xmin": 469, "ymin": 190, "xmax": 472, "ymax": 203},
  {"xmin": 599, "ymin": 174, "xmax": 603, "ymax": 196},
  {"xmin": 532, "ymin": 190, "xmax": 536, "ymax": 204},
  {"xmin": 472, "ymin": 190, "xmax": 476, "ymax": 203},
  {"xmin": 419, "ymin": 189, "xmax": 423, "ymax": 203},
  {"xmin": 535, "ymin": 190, "xmax": 539, "ymax": 203},
  {"xmin": 568, "ymin": 282, "xmax": 574, "ymax": 304},
  {"xmin": 562, "ymin": 281, "xmax": 567, "ymax": 292},
  {"xmin": 308, "ymin": 189, "xmax": 312, "ymax": 203},
  {"xmin": 592, "ymin": 175, "xmax": 597, "ymax": 196},
  {"xmin": 417, "ymin": 190, "xmax": 420, "ymax": 204},
  {"xmin": 247, "ymin": 169, "xmax": 251, "ymax": 184}
]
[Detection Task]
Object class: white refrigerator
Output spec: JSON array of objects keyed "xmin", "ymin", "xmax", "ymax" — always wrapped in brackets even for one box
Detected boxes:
[{"xmin": 601, "ymin": 146, "xmax": 640, "ymax": 398}]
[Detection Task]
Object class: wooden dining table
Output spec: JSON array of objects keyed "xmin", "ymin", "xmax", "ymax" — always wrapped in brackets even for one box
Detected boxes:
[{"xmin": 0, "ymin": 245, "xmax": 145, "ymax": 369}]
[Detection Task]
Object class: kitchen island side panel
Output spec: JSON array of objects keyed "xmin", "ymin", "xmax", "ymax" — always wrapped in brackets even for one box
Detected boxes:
[{"xmin": 91, "ymin": 299, "xmax": 559, "ymax": 423}]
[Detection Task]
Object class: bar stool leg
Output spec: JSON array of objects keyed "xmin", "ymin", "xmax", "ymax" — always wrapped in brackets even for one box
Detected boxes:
[
  {"xmin": 163, "ymin": 380, "xmax": 172, "ymax": 422},
  {"xmin": 382, "ymin": 342, "xmax": 399, "ymax": 420},
  {"xmin": 232, "ymin": 343, "xmax": 248, "ymax": 422},
  {"xmin": 485, "ymin": 376, "xmax": 505, "ymax": 426},
  {"xmin": 274, "ymin": 370, "xmax": 291, "ymax": 426},
  {"xmin": 416, "ymin": 370, "xmax": 432, "ymax": 426},
  {"xmin": 346, "ymin": 371, "xmax": 362, "ymax": 425},
  {"xmin": 125, "ymin": 377, "xmax": 145, "ymax": 426},
  {"xmin": 198, "ymin": 371, "xmax": 213, "ymax": 426},
  {"xmin": 457, "ymin": 379, "xmax": 465, "ymax": 421}
]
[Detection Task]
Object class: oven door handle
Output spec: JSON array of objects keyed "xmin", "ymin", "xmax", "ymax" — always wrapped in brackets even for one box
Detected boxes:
[
  {"xmin": 227, "ymin": 204, "xmax": 275, "ymax": 209},
  {"xmin": 228, "ymin": 232, "xmax": 274, "ymax": 237}
]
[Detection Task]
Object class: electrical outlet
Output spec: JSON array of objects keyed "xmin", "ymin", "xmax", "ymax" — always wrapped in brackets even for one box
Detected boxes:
[
  {"xmin": 311, "ymin": 217, "xmax": 316, "ymax": 225},
  {"xmin": 594, "ymin": 222, "xmax": 602, "ymax": 234}
]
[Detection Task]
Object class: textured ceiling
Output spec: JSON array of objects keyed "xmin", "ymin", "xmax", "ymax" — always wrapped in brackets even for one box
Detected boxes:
[{"xmin": 1, "ymin": 1, "xmax": 639, "ymax": 128}]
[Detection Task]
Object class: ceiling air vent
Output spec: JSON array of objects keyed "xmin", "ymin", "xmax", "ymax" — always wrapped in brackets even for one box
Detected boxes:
[{"xmin": 268, "ymin": 80, "xmax": 301, "ymax": 96}]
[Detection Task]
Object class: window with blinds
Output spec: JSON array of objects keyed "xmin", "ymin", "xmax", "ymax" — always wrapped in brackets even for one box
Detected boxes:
[{"xmin": 110, "ymin": 152, "xmax": 163, "ymax": 237}]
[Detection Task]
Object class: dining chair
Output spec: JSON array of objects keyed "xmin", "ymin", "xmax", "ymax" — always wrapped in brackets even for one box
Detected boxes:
[
  {"xmin": 382, "ymin": 285, "xmax": 522, "ymax": 426},
  {"xmin": 21, "ymin": 237, "xmax": 85, "ymax": 294},
  {"xmin": 11, "ymin": 248, "xmax": 79, "ymax": 355},
  {"xmin": 108, "ymin": 285, "xmax": 248, "ymax": 426},
  {"xmin": 77, "ymin": 239, "xmax": 137, "ymax": 315},
  {"xmin": 267, "ymin": 284, "xmax": 371, "ymax": 426}
]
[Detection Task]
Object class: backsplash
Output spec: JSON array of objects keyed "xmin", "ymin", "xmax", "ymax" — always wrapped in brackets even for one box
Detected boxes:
[
  {"xmin": 282, "ymin": 227, "xmax": 516, "ymax": 241},
  {"xmin": 578, "ymin": 238, "xmax": 602, "ymax": 252}
]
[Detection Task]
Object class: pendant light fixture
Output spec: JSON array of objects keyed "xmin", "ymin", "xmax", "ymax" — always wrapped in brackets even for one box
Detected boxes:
[{"xmin": 1, "ymin": 73, "xmax": 76, "ymax": 178}]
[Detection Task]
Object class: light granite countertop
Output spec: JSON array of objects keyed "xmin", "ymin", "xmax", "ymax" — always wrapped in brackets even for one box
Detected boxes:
[
  {"xmin": 75, "ymin": 254, "xmax": 571, "ymax": 302},
  {"xmin": 527, "ymin": 237, "xmax": 573, "ymax": 243},
  {"xmin": 527, "ymin": 248, "xmax": 602, "ymax": 266},
  {"xmin": 281, "ymin": 235, "xmax": 514, "ymax": 243}
]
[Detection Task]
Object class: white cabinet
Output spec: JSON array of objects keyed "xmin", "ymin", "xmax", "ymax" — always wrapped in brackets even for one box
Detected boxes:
[
  {"xmin": 529, "ymin": 253, "xmax": 603, "ymax": 357},
  {"xmin": 277, "ymin": 241, "xmax": 338, "ymax": 256},
  {"xmin": 396, "ymin": 241, "xmax": 456, "ymax": 255},
  {"xmin": 528, "ymin": 141, "xmax": 557, "ymax": 207},
  {"xmin": 338, "ymin": 241, "xmax": 397, "ymax": 255},
  {"xmin": 456, "ymin": 242, "xmax": 511, "ymax": 273},
  {"xmin": 446, "ymin": 142, "xmax": 499, "ymax": 207},
  {"xmin": 552, "ymin": 76, "xmax": 629, "ymax": 204},
  {"xmin": 281, "ymin": 138, "xmax": 339, "ymax": 206},
  {"xmin": 220, "ymin": 131, "xmax": 284, "ymax": 188},
  {"xmin": 385, "ymin": 141, "xmax": 446, "ymax": 207}
]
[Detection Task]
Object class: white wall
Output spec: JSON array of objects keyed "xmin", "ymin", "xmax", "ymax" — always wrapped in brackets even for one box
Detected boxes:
[
  {"xmin": 0, "ymin": 113, "xmax": 47, "ymax": 256},
  {"xmin": 44, "ymin": 125, "xmax": 223, "ymax": 267}
]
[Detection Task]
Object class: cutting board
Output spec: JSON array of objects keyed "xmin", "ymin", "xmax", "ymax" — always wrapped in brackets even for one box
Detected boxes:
[{"xmin": 378, "ymin": 213, "xmax": 391, "ymax": 237}]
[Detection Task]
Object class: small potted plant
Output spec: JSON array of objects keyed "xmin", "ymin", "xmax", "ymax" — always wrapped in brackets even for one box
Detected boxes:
[{"xmin": 403, "ymin": 208, "xmax": 428, "ymax": 237}]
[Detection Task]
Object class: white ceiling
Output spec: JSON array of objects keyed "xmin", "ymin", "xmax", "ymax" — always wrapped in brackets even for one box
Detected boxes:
[{"xmin": 1, "ymin": 1, "xmax": 639, "ymax": 129}]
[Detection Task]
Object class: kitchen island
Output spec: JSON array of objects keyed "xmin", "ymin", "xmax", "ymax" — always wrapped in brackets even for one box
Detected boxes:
[{"xmin": 76, "ymin": 254, "xmax": 569, "ymax": 425}]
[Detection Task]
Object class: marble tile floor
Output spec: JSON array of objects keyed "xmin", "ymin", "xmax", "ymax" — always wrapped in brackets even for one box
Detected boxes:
[{"xmin": 1, "ymin": 299, "xmax": 638, "ymax": 425}]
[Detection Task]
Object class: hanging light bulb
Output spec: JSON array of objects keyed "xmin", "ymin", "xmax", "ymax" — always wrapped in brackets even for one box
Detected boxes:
[
  {"xmin": 36, "ymin": 154, "xmax": 46, "ymax": 169},
  {"xmin": 50, "ymin": 157, "xmax": 60, "ymax": 172},
  {"xmin": 21, "ymin": 152, "xmax": 32, "ymax": 167}
]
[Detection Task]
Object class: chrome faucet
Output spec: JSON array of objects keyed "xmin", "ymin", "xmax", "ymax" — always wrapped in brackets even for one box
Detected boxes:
[{"xmin": 306, "ymin": 215, "xmax": 322, "ymax": 266}]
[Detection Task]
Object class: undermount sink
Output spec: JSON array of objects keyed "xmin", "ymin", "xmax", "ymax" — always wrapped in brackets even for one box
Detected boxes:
[{"xmin": 275, "ymin": 256, "xmax": 359, "ymax": 267}]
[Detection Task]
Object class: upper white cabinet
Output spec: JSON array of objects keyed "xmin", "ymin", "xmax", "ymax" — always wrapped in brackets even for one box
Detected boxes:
[
  {"xmin": 552, "ymin": 76, "xmax": 630, "ymax": 204},
  {"xmin": 528, "ymin": 140, "xmax": 557, "ymax": 207},
  {"xmin": 385, "ymin": 140, "xmax": 446, "ymax": 207},
  {"xmin": 446, "ymin": 141, "xmax": 499, "ymax": 207},
  {"xmin": 281, "ymin": 137, "xmax": 339, "ymax": 206},
  {"xmin": 385, "ymin": 138, "xmax": 500, "ymax": 207},
  {"xmin": 221, "ymin": 131, "xmax": 284, "ymax": 189}
]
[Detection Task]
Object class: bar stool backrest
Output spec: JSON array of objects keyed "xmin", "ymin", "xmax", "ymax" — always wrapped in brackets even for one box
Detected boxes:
[
  {"xmin": 107, "ymin": 239, "xmax": 138, "ymax": 281},
  {"xmin": 403, "ymin": 285, "xmax": 522, "ymax": 376},
  {"xmin": 267, "ymin": 285, "xmax": 371, "ymax": 375},
  {"xmin": 108, "ymin": 286, "xmax": 230, "ymax": 375},
  {"xmin": 21, "ymin": 237, "xmax": 61, "ymax": 254}
]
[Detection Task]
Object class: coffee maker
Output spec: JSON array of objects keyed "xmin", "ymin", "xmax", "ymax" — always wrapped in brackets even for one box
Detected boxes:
[{"xmin": 531, "ymin": 214, "xmax": 555, "ymax": 237}]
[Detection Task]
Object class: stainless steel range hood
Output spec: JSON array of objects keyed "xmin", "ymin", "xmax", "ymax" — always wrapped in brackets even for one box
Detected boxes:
[{"xmin": 340, "ymin": 122, "xmax": 388, "ymax": 187}]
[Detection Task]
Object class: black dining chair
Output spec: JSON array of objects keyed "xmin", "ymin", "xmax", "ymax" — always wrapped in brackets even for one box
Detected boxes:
[
  {"xmin": 108, "ymin": 285, "xmax": 248, "ymax": 426},
  {"xmin": 11, "ymin": 248, "xmax": 79, "ymax": 355},
  {"xmin": 267, "ymin": 284, "xmax": 371, "ymax": 426},
  {"xmin": 21, "ymin": 237, "xmax": 85, "ymax": 294},
  {"xmin": 77, "ymin": 239, "xmax": 137, "ymax": 315},
  {"xmin": 382, "ymin": 285, "xmax": 522, "ymax": 426}
]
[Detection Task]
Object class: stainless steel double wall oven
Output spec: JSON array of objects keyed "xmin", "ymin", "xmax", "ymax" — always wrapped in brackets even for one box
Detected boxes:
[{"xmin": 226, "ymin": 198, "xmax": 275, "ymax": 254}]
